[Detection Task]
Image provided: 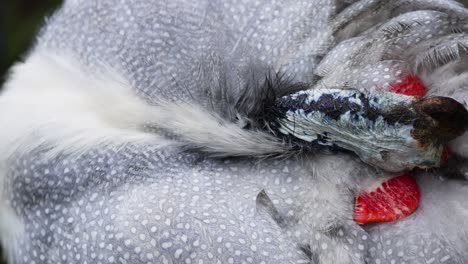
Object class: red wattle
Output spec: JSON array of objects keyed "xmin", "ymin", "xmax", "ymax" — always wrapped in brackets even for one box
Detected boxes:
[
  {"xmin": 354, "ymin": 174, "xmax": 421, "ymax": 224},
  {"xmin": 389, "ymin": 74, "xmax": 426, "ymax": 96}
]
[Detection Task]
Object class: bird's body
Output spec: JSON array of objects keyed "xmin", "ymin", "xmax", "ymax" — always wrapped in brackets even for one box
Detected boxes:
[{"xmin": 0, "ymin": 0, "xmax": 468, "ymax": 263}]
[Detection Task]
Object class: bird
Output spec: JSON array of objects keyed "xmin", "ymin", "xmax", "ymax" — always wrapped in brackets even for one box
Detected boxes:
[{"xmin": 0, "ymin": 0, "xmax": 468, "ymax": 263}]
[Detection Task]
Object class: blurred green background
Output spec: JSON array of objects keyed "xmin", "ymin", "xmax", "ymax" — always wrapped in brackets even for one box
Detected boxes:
[{"xmin": 0, "ymin": 0, "xmax": 62, "ymax": 85}]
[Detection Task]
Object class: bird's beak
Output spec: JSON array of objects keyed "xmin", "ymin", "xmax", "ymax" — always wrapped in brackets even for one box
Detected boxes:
[{"xmin": 412, "ymin": 96, "xmax": 468, "ymax": 145}]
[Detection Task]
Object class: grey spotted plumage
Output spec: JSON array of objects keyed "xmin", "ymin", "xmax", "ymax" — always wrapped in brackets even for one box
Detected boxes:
[{"xmin": 1, "ymin": 0, "xmax": 468, "ymax": 264}]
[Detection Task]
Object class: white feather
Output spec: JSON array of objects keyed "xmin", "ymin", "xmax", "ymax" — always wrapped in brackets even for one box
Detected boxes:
[{"xmin": 0, "ymin": 50, "xmax": 291, "ymax": 244}]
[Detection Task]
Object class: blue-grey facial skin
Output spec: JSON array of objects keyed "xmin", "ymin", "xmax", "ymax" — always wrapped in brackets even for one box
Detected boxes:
[
  {"xmin": 273, "ymin": 88, "xmax": 445, "ymax": 172},
  {"xmin": 4, "ymin": 0, "xmax": 468, "ymax": 263}
]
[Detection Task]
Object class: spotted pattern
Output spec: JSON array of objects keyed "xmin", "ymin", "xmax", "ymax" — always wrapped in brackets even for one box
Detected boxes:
[
  {"xmin": 6, "ymin": 144, "xmax": 468, "ymax": 263},
  {"xmin": 6, "ymin": 145, "xmax": 350, "ymax": 264},
  {"xmin": 4, "ymin": 0, "xmax": 468, "ymax": 263},
  {"xmin": 38, "ymin": 0, "xmax": 334, "ymax": 105}
]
